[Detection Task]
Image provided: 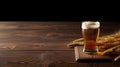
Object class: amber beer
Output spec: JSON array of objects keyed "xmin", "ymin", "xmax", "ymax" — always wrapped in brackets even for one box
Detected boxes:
[{"xmin": 82, "ymin": 21, "xmax": 100, "ymax": 54}]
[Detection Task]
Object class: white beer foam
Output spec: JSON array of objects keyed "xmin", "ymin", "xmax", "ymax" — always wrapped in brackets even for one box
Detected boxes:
[{"xmin": 82, "ymin": 21, "xmax": 100, "ymax": 29}]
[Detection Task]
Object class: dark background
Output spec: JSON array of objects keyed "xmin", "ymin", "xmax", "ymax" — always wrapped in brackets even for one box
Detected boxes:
[
  {"xmin": 0, "ymin": 16, "xmax": 119, "ymax": 22},
  {"xmin": 0, "ymin": 2, "xmax": 120, "ymax": 22},
  {"xmin": 0, "ymin": 9, "xmax": 119, "ymax": 22}
]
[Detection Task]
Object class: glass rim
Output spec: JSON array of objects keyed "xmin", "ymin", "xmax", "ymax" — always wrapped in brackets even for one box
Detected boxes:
[{"xmin": 82, "ymin": 21, "xmax": 100, "ymax": 29}]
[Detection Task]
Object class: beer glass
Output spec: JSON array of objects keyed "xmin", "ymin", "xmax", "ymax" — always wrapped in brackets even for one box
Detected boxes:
[{"xmin": 82, "ymin": 21, "xmax": 100, "ymax": 54}]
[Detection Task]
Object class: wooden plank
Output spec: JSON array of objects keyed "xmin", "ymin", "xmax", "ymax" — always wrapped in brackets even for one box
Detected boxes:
[
  {"xmin": 0, "ymin": 42, "xmax": 73, "ymax": 50},
  {"xmin": 49, "ymin": 62, "xmax": 92, "ymax": 67},
  {"xmin": 0, "ymin": 50, "xmax": 75, "ymax": 65},
  {"xmin": 74, "ymin": 46, "xmax": 112, "ymax": 62},
  {"xmin": 0, "ymin": 63, "xmax": 42, "ymax": 67},
  {"xmin": 93, "ymin": 63, "xmax": 120, "ymax": 67},
  {"xmin": 0, "ymin": 62, "xmax": 92, "ymax": 67},
  {"xmin": 0, "ymin": 22, "xmax": 81, "ymax": 30},
  {"xmin": 0, "ymin": 30, "xmax": 80, "ymax": 39},
  {"xmin": 1, "ymin": 48, "xmax": 117, "ymax": 67}
]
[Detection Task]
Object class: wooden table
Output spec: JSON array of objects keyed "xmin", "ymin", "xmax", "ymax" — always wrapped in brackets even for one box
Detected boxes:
[{"xmin": 0, "ymin": 21, "xmax": 119, "ymax": 67}]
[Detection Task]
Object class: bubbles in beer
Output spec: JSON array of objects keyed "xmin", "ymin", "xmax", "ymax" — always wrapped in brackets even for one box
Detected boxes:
[{"xmin": 82, "ymin": 21, "xmax": 100, "ymax": 29}]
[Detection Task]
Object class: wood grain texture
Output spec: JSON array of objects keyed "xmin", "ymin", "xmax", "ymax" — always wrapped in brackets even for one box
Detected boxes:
[{"xmin": 0, "ymin": 21, "xmax": 119, "ymax": 67}]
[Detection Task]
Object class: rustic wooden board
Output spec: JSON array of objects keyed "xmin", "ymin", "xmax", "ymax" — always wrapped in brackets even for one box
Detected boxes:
[{"xmin": 74, "ymin": 46, "xmax": 113, "ymax": 62}]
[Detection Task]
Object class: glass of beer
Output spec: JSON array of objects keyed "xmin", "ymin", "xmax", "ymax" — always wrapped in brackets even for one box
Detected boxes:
[{"xmin": 82, "ymin": 21, "xmax": 100, "ymax": 54}]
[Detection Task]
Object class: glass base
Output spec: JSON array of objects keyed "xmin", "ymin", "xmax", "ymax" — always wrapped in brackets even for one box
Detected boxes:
[{"xmin": 83, "ymin": 49, "xmax": 98, "ymax": 55}]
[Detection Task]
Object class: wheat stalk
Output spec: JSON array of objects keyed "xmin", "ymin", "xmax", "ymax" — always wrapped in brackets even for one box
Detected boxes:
[{"xmin": 67, "ymin": 31, "xmax": 120, "ymax": 51}]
